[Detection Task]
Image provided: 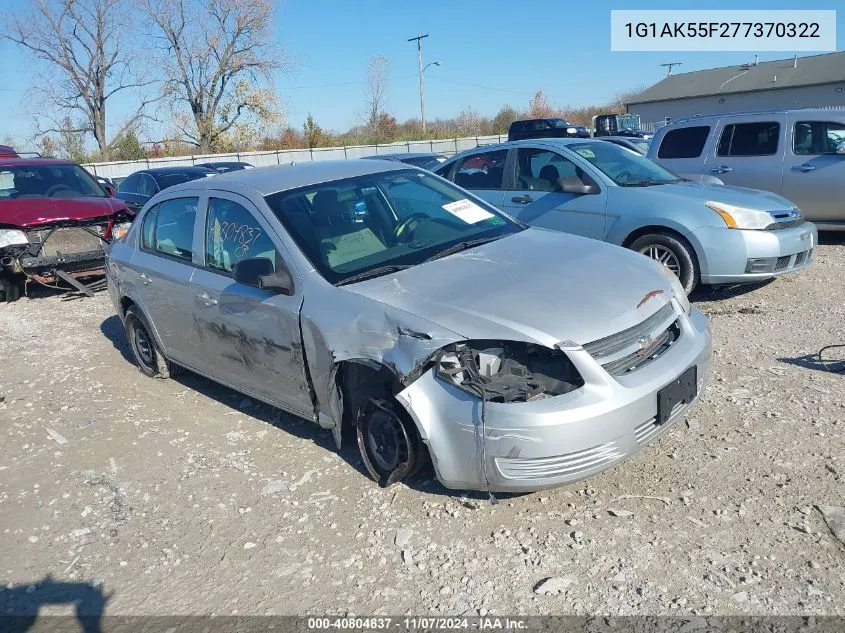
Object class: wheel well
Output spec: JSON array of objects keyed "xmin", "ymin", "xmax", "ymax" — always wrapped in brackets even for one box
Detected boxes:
[
  {"xmin": 120, "ymin": 296, "xmax": 135, "ymax": 316},
  {"xmin": 337, "ymin": 360, "xmax": 402, "ymax": 432},
  {"xmin": 622, "ymin": 225, "xmax": 700, "ymax": 264}
]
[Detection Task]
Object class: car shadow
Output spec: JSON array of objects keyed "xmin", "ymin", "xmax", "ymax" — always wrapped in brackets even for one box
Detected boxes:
[
  {"xmin": 0, "ymin": 576, "xmax": 109, "ymax": 633},
  {"xmin": 98, "ymin": 316, "xmax": 471, "ymax": 499},
  {"xmin": 689, "ymin": 278, "xmax": 774, "ymax": 303},
  {"xmin": 818, "ymin": 232, "xmax": 845, "ymax": 246}
]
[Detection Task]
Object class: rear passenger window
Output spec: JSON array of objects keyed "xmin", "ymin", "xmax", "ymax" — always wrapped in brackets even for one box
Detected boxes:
[
  {"xmin": 141, "ymin": 197, "xmax": 198, "ymax": 262},
  {"xmin": 205, "ymin": 198, "xmax": 279, "ymax": 275},
  {"xmin": 656, "ymin": 126, "xmax": 710, "ymax": 159},
  {"xmin": 793, "ymin": 121, "xmax": 845, "ymax": 155},
  {"xmin": 453, "ymin": 149, "xmax": 508, "ymax": 190},
  {"xmin": 717, "ymin": 122, "xmax": 780, "ymax": 156}
]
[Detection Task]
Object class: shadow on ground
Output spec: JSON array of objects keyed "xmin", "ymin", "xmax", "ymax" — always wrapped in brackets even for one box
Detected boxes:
[
  {"xmin": 779, "ymin": 346, "xmax": 845, "ymax": 375},
  {"xmin": 0, "ymin": 576, "xmax": 109, "ymax": 633},
  {"xmin": 98, "ymin": 316, "xmax": 484, "ymax": 500}
]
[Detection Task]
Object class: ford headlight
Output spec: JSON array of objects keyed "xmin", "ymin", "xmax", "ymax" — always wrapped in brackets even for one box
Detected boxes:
[
  {"xmin": 435, "ymin": 340, "xmax": 583, "ymax": 403},
  {"xmin": 0, "ymin": 229, "xmax": 29, "ymax": 248},
  {"xmin": 705, "ymin": 201, "xmax": 773, "ymax": 230}
]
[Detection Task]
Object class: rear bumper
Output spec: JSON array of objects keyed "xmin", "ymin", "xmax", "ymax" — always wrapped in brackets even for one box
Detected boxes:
[
  {"xmin": 396, "ymin": 306, "xmax": 711, "ymax": 493},
  {"xmin": 694, "ymin": 223, "xmax": 817, "ymax": 285}
]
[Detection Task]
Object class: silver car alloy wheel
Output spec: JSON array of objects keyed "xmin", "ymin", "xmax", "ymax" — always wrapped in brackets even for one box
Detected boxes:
[{"xmin": 639, "ymin": 244, "xmax": 681, "ymax": 277}]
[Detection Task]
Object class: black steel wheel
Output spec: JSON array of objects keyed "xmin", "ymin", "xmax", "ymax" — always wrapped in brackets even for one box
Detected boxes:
[
  {"xmin": 356, "ymin": 398, "xmax": 425, "ymax": 487},
  {"xmin": 124, "ymin": 306, "xmax": 171, "ymax": 378}
]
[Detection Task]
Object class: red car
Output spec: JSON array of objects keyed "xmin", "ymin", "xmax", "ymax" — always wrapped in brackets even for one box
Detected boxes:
[{"xmin": 0, "ymin": 147, "xmax": 133, "ymax": 302}]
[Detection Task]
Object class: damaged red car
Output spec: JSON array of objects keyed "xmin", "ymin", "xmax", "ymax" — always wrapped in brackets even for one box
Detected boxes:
[{"xmin": 0, "ymin": 147, "xmax": 134, "ymax": 301}]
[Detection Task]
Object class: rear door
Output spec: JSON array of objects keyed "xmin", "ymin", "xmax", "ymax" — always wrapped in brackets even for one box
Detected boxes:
[
  {"xmin": 782, "ymin": 115, "xmax": 845, "ymax": 224},
  {"xmin": 500, "ymin": 146, "xmax": 607, "ymax": 240},
  {"xmin": 130, "ymin": 195, "xmax": 206, "ymax": 368},
  {"xmin": 448, "ymin": 148, "xmax": 508, "ymax": 208},
  {"xmin": 704, "ymin": 116, "xmax": 787, "ymax": 194},
  {"xmin": 189, "ymin": 192, "xmax": 312, "ymax": 416}
]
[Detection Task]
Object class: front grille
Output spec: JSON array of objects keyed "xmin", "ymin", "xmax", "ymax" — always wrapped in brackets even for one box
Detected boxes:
[
  {"xmin": 28, "ymin": 226, "xmax": 106, "ymax": 257},
  {"xmin": 774, "ymin": 255, "xmax": 791, "ymax": 271},
  {"xmin": 766, "ymin": 218, "xmax": 805, "ymax": 230},
  {"xmin": 583, "ymin": 302, "xmax": 680, "ymax": 375},
  {"xmin": 583, "ymin": 302, "xmax": 675, "ymax": 358},
  {"xmin": 794, "ymin": 251, "xmax": 807, "ymax": 266},
  {"xmin": 495, "ymin": 441, "xmax": 624, "ymax": 481}
]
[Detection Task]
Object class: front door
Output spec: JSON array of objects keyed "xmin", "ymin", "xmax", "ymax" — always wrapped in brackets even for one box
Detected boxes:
[
  {"xmin": 190, "ymin": 193, "xmax": 312, "ymax": 416},
  {"xmin": 782, "ymin": 117, "xmax": 845, "ymax": 225},
  {"xmin": 130, "ymin": 195, "xmax": 206, "ymax": 368},
  {"xmin": 450, "ymin": 148, "xmax": 507, "ymax": 209},
  {"xmin": 500, "ymin": 147, "xmax": 607, "ymax": 240}
]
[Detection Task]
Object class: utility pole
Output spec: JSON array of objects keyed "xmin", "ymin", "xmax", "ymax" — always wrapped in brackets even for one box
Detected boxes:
[
  {"xmin": 408, "ymin": 33, "xmax": 430, "ymax": 133},
  {"xmin": 660, "ymin": 61, "xmax": 682, "ymax": 76}
]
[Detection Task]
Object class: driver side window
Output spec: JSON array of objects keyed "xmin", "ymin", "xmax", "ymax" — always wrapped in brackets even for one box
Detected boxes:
[
  {"xmin": 205, "ymin": 198, "xmax": 281, "ymax": 276},
  {"xmin": 453, "ymin": 149, "xmax": 508, "ymax": 190},
  {"xmin": 515, "ymin": 148, "xmax": 579, "ymax": 191}
]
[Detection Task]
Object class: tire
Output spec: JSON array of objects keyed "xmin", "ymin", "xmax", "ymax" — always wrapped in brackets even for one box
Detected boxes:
[
  {"xmin": 124, "ymin": 306, "xmax": 173, "ymax": 379},
  {"xmin": 356, "ymin": 397, "xmax": 427, "ymax": 487},
  {"xmin": 0, "ymin": 275, "xmax": 22, "ymax": 303},
  {"xmin": 629, "ymin": 232, "xmax": 699, "ymax": 294}
]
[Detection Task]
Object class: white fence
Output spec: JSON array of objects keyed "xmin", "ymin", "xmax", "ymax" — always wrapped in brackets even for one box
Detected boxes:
[{"xmin": 83, "ymin": 135, "xmax": 509, "ymax": 180}]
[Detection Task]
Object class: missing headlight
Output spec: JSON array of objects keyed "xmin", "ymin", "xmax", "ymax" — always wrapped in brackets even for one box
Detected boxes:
[{"xmin": 435, "ymin": 340, "xmax": 584, "ymax": 403}]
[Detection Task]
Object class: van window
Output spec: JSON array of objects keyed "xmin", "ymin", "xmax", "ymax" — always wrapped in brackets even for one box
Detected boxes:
[
  {"xmin": 793, "ymin": 121, "xmax": 845, "ymax": 155},
  {"xmin": 656, "ymin": 126, "xmax": 710, "ymax": 159},
  {"xmin": 717, "ymin": 122, "xmax": 780, "ymax": 157}
]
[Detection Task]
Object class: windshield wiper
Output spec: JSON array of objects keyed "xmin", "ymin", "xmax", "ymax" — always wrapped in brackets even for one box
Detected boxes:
[
  {"xmin": 423, "ymin": 236, "xmax": 503, "ymax": 264},
  {"xmin": 338, "ymin": 264, "xmax": 411, "ymax": 285}
]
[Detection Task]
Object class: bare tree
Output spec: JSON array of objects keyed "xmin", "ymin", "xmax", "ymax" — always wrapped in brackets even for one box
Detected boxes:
[
  {"xmin": 527, "ymin": 90, "xmax": 554, "ymax": 118},
  {"xmin": 142, "ymin": 0, "xmax": 285, "ymax": 153},
  {"xmin": 365, "ymin": 54, "xmax": 390, "ymax": 137},
  {"xmin": 2, "ymin": 0, "xmax": 158, "ymax": 155}
]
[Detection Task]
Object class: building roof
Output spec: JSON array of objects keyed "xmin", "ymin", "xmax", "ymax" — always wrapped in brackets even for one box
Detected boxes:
[{"xmin": 628, "ymin": 52, "xmax": 845, "ymax": 105}]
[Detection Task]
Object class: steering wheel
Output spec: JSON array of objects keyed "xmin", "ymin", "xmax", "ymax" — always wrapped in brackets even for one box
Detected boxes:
[
  {"xmin": 615, "ymin": 170, "xmax": 633, "ymax": 184},
  {"xmin": 44, "ymin": 184, "xmax": 74, "ymax": 197},
  {"xmin": 393, "ymin": 213, "xmax": 428, "ymax": 242}
]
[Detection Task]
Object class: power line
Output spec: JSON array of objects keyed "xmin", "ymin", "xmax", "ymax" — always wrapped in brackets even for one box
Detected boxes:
[{"xmin": 427, "ymin": 76, "xmax": 525, "ymax": 95}]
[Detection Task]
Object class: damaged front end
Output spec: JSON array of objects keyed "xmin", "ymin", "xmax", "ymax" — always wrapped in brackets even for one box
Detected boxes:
[{"xmin": 0, "ymin": 213, "xmax": 132, "ymax": 299}]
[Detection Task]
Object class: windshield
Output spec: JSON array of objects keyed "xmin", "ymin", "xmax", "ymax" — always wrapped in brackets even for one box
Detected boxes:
[
  {"xmin": 265, "ymin": 169, "xmax": 523, "ymax": 285},
  {"xmin": 631, "ymin": 139, "xmax": 651, "ymax": 153},
  {"xmin": 617, "ymin": 114, "xmax": 641, "ymax": 131},
  {"xmin": 549, "ymin": 118, "xmax": 575, "ymax": 129},
  {"xmin": 156, "ymin": 171, "xmax": 214, "ymax": 189},
  {"xmin": 565, "ymin": 142, "xmax": 682, "ymax": 187},
  {"xmin": 0, "ymin": 164, "xmax": 105, "ymax": 199}
]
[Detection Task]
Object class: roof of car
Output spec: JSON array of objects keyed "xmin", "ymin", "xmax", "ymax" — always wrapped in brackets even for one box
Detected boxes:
[
  {"xmin": 0, "ymin": 157, "xmax": 79, "ymax": 168},
  {"xmin": 666, "ymin": 108, "xmax": 845, "ymax": 125},
  {"xmin": 361, "ymin": 152, "xmax": 442, "ymax": 160},
  {"xmin": 445, "ymin": 137, "xmax": 600, "ymax": 162},
  {"xmin": 162, "ymin": 159, "xmax": 409, "ymax": 196},
  {"xmin": 140, "ymin": 166, "xmax": 218, "ymax": 175}
]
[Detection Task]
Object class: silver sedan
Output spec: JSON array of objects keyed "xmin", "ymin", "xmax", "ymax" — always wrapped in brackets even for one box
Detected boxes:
[{"xmin": 106, "ymin": 160, "xmax": 711, "ymax": 492}]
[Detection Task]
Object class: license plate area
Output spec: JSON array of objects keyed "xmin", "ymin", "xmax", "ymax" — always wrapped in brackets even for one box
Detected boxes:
[{"xmin": 657, "ymin": 365, "xmax": 697, "ymax": 425}]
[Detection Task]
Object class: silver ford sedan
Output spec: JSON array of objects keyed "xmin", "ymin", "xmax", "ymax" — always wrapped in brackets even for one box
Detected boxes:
[{"xmin": 105, "ymin": 160, "xmax": 711, "ymax": 492}]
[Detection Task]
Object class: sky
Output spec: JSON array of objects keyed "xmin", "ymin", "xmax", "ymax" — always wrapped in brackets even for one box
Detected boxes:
[{"xmin": 1, "ymin": 0, "xmax": 843, "ymax": 152}]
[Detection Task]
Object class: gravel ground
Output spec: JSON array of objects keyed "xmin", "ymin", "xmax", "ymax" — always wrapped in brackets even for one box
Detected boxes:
[{"xmin": 1, "ymin": 238, "xmax": 844, "ymax": 618}]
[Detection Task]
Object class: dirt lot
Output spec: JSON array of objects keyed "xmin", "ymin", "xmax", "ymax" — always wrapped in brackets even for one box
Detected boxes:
[{"xmin": 1, "ymin": 238, "xmax": 844, "ymax": 618}]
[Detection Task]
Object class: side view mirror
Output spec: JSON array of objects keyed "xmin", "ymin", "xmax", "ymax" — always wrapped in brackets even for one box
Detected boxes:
[
  {"xmin": 836, "ymin": 140, "xmax": 845, "ymax": 155},
  {"xmin": 103, "ymin": 184, "xmax": 115, "ymax": 197},
  {"xmin": 233, "ymin": 257, "xmax": 294, "ymax": 295},
  {"xmin": 557, "ymin": 179, "xmax": 600, "ymax": 195}
]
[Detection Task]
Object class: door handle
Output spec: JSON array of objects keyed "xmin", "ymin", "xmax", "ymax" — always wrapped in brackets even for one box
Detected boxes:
[
  {"xmin": 792, "ymin": 164, "xmax": 815, "ymax": 172},
  {"xmin": 138, "ymin": 272, "xmax": 152, "ymax": 286},
  {"xmin": 711, "ymin": 165, "xmax": 733, "ymax": 174},
  {"xmin": 511, "ymin": 195, "xmax": 533, "ymax": 204},
  {"xmin": 194, "ymin": 292, "xmax": 218, "ymax": 307}
]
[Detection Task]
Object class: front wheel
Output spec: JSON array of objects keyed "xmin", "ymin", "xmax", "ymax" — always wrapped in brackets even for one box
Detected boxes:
[
  {"xmin": 629, "ymin": 232, "xmax": 699, "ymax": 294},
  {"xmin": 356, "ymin": 398, "xmax": 427, "ymax": 487}
]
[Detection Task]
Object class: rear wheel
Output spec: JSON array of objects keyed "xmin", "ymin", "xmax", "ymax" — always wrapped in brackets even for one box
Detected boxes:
[
  {"xmin": 124, "ymin": 306, "xmax": 174, "ymax": 378},
  {"xmin": 629, "ymin": 232, "xmax": 699, "ymax": 294},
  {"xmin": 356, "ymin": 397, "xmax": 426, "ymax": 487}
]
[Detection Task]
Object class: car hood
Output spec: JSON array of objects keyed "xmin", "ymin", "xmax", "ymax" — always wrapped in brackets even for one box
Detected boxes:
[
  {"xmin": 633, "ymin": 181, "xmax": 797, "ymax": 212},
  {"xmin": 344, "ymin": 228, "xmax": 677, "ymax": 348},
  {"xmin": 0, "ymin": 196, "xmax": 131, "ymax": 228}
]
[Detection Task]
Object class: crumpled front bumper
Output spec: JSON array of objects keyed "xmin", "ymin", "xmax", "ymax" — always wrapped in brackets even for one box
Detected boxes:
[{"xmin": 395, "ymin": 307, "xmax": 711, "ymax": 493}]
